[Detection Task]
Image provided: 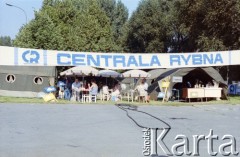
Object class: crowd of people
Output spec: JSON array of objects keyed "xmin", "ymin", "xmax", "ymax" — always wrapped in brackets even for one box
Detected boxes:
[
  {"xmin": 57, "ymin": 77, "xmax": 150, "ymax": 103},
  {"xmin": 57, "ymin": 77, "xmax": 123, "ymax": 102},
  {"xmin": 71, "ymin": 78, "xmax": 98, "ymax": 101}
]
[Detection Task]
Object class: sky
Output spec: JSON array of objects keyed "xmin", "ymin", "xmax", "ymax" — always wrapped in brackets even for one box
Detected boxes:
[{"xmin": 0, "ymin": 0, "xmax": 140, "ymax": 39}]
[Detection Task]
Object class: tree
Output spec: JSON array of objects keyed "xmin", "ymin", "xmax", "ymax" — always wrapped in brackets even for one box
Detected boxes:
[
  {"xmin": 98, "ymin": 0, "xmax": 116, "ymax": 23},
  {"xmin": 112, "ymin": 1, "xmax": 129, "ymax": 47},
  {"xmin": 125, "ymin": 0, "xmax": 169, "ymax": 53},
  {"xmin": 175, "ymin": 0, "xmax": 240, "ymax": 52},
  {"xmin": 0, "ymin": 36, "xmax": 12, "ymax": 46},
  {"xmin": 14, "ymin": 0, "xmax": 118, "ymax": 52},
  {"xmin": 162, "ymin": 0, "xmax": 190, "ymax": 53},
  {"xmin": 99, "ymin": 0, "xmax": 129, "ymax": 51},
  {"xmin": 13, "ymin": 9, "xmax": 62, "ymax": 50},
  {"xmin": 171, "ymin": 0, "xmax": 240, "ymax": 82},
  {"xmin": 124, "ymin": 0, "xmax": 240, "ymax": 53}
]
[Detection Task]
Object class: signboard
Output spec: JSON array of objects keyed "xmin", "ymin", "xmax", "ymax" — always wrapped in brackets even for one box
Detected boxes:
[
  {"xmin": 162, "ymin": 82, "xmax": 170, "ymax": 88},
  {"xmin": 172, "ymin": 76, "xmax": 183, "ymax": 83},
  {"xmin": 1, "ymin": 46, "xmax": 240, "ymax": 69}
]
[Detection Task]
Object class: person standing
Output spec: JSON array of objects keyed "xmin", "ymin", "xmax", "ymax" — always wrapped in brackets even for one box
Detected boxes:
[
  {"xmin": 72, "ymin": 78, "xmax": 82, "ymax": 101},
  {"xmin": 142, "ymin": 78, "xmax": 150, "ymax": 102},
  {"xmin": 64, "ymin": 79, "xmax": 72, "ymax": 100}
]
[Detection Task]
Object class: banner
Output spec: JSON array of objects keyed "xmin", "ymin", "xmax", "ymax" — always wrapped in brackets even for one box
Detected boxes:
[{"xmin": 0, "ymin": 46, "xmax": 240, "ymax": 69}]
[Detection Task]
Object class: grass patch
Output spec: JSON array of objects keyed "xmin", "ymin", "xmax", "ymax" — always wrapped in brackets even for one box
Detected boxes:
[
  {"xmin": 0, "ymin": 96, "xmax": 240, "ymax": 106},
  {"xmin": 0, "ymin": 96, "xmax": 44, "ymax": 103}
]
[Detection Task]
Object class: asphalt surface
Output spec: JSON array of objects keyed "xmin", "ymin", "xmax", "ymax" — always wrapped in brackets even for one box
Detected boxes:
[{"xmin": 0, "ymin": 103, "xmax": 239, "ymax": 157}]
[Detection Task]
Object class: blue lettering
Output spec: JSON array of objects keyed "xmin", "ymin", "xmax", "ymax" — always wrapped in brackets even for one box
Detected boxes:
[
  {"xmin": 139, "ymin": 56, "xmax": 149, "ymax": 67},
  {"xmin": 203, "ymin": 54, "xmax": 213, "ymax": 64},
  {"xmin": 72, "ymin": 54, "xmax": 86, "ymax": 66},
  {"xmin": 101, "ymin": 55, "xmax": 112, "ymax": 67},
  {"xmin": 57, "ymin": 53, "xmax": 71, "ymax": 65},
  {"xmin": 181, "ymin": 55, "xmax": 191, "ymax": 65},
  {"xmin": 22, "ymin": 50, "xmax": 40, "ymax": 64},
  {"xmin": 192, "ymin": 54, "xmax": 202, "ymax": 65},
  {"xmin": 214, "ymin": 54, "xmax": 223, "ymax": 64},
  {"xmin": 127, "ymin": 56, "xmax": 138, "ymax": 67},
  {"xmin": 170, "ymin": 55, "xmax": 180, "ymax": 66},
  {"xmin": 150, "ymin": 55, "xmax": 161, "ymax": 66},
  {"xmin": 113, "ymin": 55, "xmax": 126, "ymax": 67},
  {"xmin": 87, "ymin": 55, "xmax": 100, "ymax": 66}
]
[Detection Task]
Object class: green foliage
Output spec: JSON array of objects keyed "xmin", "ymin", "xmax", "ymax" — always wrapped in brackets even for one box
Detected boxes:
[
  {"xmin": 98, "ymin": 0, "xmax": 116, "ymax": 23},
  {"xmin": 14, "ymin": 0, "xmax": 117, "ymax": 52},
  {"xmin": 99, "ymin": 0, "xmax": 129, "ymax": 51},
  {"xmin": 175, "ymin": 0, "xmax": 240, "ymax": 51},
  {"xmin": 126, "ymin": 0, "xmax": 169, "ymax": 53},
  {"xmin": 0, "ymin": 36, "xmax": 12, "ymax": 46},
  {"xmin": 112, "ymin": 1, "xmax": 129, "ymax": 47},
  {"xmin": 13, "ymin": 0, "xmax": 240, "ymax": 53},
  {"xmin": 197, "ymin": 36, "xmax": 226, "ymax": 51},
  {"xmin": 124, "ymin": 0, "xmax": 240, "ymax": 53}
]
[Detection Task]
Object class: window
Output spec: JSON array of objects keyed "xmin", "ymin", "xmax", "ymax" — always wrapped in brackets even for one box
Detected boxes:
[
  {"xmin": 34, "ymin": 77, "xmax": 43, "ymax": 85},
  {"xmin": 6, "ymin": 74, "xmax": 16, "ymax": 83}
]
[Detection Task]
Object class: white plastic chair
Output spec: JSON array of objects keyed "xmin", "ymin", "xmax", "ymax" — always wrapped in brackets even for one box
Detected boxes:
[
  {"xmin": 90, "ymin": 94, "xmax": 97, "ymax": 103},
  {"xmin": 82, "ymin": 93, "xmax": 90, "ymax": 103},
  {"xmin": 102, "ymin": 86, "xmax": 110, "ymax": 101}
]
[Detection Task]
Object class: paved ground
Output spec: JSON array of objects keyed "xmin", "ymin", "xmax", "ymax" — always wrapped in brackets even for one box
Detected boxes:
[{"xmin": 0, "ymin": 103, "xmax": 239, "ymax": 157}]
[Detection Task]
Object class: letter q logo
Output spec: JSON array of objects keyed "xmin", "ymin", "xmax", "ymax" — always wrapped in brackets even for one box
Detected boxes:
[{"xmin": 22, "ymin": 50, "xmax": 40, "ymax": 64}]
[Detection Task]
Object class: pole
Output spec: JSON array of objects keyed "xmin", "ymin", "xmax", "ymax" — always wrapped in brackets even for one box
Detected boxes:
[{"xmin": 6, "ymin": 3, "xmax": 28, "ymax": 24}]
